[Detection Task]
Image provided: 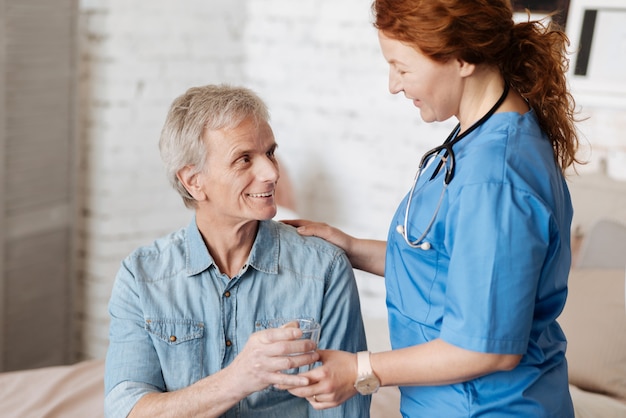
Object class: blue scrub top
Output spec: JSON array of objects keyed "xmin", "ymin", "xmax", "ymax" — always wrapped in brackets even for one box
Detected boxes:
[{"xmin": 386, "ymin": 111, "xmax": 575, "ymax": 417}]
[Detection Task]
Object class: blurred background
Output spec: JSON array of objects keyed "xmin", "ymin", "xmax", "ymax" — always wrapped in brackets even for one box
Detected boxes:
[{"xmin": 1, "ymin": 0, "xmax": 625, "ymax": 371}]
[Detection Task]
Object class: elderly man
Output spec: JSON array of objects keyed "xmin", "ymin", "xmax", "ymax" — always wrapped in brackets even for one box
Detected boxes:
[{"xmin": 104, "ymin": 84, "xmax": 370, "ymax": 417}]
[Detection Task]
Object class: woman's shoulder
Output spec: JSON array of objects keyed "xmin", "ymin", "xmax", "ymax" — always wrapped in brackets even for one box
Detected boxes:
[
  {"xmin": 461, "ymin": 111, "xmax": 546, "ymax": 158},
  {"xmin": 454, "ymin": 111, "xmax": 556, "ymax": 186},
  {"xmin": 482, "ymin": 110, "xmax": 542, "ymax": 139}
]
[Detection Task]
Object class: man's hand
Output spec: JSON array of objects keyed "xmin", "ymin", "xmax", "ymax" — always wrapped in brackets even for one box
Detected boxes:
[{"xmin": 224, "ymin": 325, "xmax": 320, "ymax": 398}]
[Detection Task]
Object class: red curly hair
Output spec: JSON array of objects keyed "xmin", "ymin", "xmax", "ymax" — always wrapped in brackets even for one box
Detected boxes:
[{"xmin": 372, "ymin": 0, "xmax": 581, "ymax": 171}]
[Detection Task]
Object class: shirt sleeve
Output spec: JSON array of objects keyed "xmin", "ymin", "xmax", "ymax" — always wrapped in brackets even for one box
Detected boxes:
[
  {"xmin": 105, "ymin": 381, "xmax": 160, "ymax": 418},
  {"xmin": 311, "ymin": 249, "xmax": 371, "ymax": 417},
  {"xmin": 440, "ymin": 182, "xmax": 552, "ymax": 354},
  {"xmin": 104, "ymin": 259, "xmax": 165, "ymax": 417}
]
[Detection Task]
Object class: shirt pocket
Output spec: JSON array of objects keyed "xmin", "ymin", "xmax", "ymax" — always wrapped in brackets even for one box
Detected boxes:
[{"xmin": 145, "ymin": 318, "xmax": 205, "ymax": 391}]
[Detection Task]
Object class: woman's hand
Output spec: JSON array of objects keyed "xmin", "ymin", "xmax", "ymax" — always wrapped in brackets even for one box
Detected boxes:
[
  {"xmin": 280, "ymin": 349, "xmax": 360, "ymax": 410},
  {"xmin": 281, "ymin": 220, "xmax": 354, "ymax": 252},
  {"xmin": 281, "ymin": 219, "xmax": 387, "ymax": 275}
]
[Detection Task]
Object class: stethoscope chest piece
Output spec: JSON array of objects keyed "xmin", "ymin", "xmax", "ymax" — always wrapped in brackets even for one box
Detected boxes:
[{"xmin": 396, "ymin": 225, "xmax": 431, "ymax": 251}]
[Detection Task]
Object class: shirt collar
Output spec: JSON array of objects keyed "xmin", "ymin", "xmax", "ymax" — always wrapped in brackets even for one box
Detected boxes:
[
  {"xmin": 185, "ymin": 216, "xmax": 279, "ymax": 276},
  {"xmin": 248, "ymin": 220, "xmax": 279, "ymax": 274}
]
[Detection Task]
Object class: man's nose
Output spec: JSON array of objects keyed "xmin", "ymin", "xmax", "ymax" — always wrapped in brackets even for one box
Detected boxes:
[{"xmin": 257, "ymin": 157, "xmax": 279, "ymax": 182}]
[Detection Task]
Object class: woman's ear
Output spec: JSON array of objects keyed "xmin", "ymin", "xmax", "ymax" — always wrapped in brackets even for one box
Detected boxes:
[
  {"xmin": 177, "ymin": 165, "xmax": 206, "ymax": 201},
  {"xmin": 457, "ymin": 58, "xmax": 475, "ymax": 78}
]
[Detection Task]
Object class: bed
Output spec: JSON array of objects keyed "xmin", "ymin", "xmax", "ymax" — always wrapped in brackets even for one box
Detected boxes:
[{"xmin": 0, "ymin": 359, "xmax": 104, "ymax": 417}]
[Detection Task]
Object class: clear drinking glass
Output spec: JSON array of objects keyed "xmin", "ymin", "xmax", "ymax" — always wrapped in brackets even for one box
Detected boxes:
[{"xmin": 267, "ymin": 318, "xmax": 321, "ymax": 373}]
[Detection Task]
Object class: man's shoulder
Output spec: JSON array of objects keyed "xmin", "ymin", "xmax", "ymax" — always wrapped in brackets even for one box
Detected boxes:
[
  {"xmin": 270, "ymin": 221, "xmax": 354, "ymax": 280},
  {"xmin": 122, "ymin": 227, "xmax": 188, "ymax": 280},
  {"xmin": 127, "ymin": 227, "xmax": 187, "ymax": 258},
  {"xmin": 273, "ymin": 220, "xmax": 345, "ymax": 258}
]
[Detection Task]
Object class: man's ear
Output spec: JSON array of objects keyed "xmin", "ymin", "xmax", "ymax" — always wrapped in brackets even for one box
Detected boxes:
[{"xmin": 177, "ymin": 165, "xmax": 206, "ymax": 201}]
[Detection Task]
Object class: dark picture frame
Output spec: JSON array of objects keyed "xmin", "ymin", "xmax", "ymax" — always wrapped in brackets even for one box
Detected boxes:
[
  {"xmin": 566, "ymin": 0, "xmax": 626, "ymax": 108},
  {"xmin": 511, "ymin": 0, "xmax": 572, "ymax": 28}
]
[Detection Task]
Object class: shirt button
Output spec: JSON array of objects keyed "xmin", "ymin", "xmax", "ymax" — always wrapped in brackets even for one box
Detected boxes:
[
  {"xmin": 225, "ymin": 339, "xmax": 232, "ymax": 347},
  {"xmin": 224, "ymin": 291, "xmax": 231, "ymax": 298},
  {"xmin": 169, "ymin": 335, "xmax": 177, "ymax": 343}
]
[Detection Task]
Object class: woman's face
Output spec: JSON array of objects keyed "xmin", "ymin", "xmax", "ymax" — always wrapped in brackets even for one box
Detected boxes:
[{"xmin": 378, "ymin": 30, "xmax": 464, "ymax": 123}]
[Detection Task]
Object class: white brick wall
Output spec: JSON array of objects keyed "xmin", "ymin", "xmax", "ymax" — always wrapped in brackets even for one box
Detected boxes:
[
  {"xmin": 76, "ymin": 0, "xmax": 430, "ymax": 360},
  {"xmin": 243, "ymin": 0, "xmax": 457, "ymax": 237},
  {"xmin": 77, "ymin": 0, "xmax": 248, "ymax": 359},
  {"xmin": 76, "ymin": 0, "xmax": 626, "ymax": 360}
]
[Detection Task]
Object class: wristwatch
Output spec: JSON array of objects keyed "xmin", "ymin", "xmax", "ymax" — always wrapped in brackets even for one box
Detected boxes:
[{"xmin": 354, "ymin": 351, "xmax": 380, "ymax": 395}]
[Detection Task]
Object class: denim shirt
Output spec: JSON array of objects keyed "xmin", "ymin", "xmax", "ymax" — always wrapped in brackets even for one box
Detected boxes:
[{"xmin": 105, "ymin": 217, "xmax": 370, "ymax": 418}]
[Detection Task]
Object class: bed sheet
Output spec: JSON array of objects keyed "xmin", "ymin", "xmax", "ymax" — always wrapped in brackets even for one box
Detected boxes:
[{"xmin": 0, "ymin": 359, "xmax": 104, "ymax": 418}]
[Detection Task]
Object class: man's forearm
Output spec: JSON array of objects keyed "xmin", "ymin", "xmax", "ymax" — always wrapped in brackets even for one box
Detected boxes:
[{"xmin": 127, "ymin": 368, "xmax": 246, "ymax": 418}]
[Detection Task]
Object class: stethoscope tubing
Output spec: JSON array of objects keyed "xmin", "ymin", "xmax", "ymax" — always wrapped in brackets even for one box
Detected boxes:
[{"xmin": 399, "ymin": 83, "xmax": 510, "ymax": 250}]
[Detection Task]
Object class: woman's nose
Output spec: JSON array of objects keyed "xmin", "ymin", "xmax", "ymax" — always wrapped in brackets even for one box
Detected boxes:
[{"xmin": 388, "ymin": 70, "xmax": 402, "ymax": 94}]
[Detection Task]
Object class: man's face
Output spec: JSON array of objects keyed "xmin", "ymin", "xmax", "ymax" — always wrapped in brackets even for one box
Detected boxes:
[{"xmin": 195, "ymin": 116, "xmax": 280, "ymax": 223}]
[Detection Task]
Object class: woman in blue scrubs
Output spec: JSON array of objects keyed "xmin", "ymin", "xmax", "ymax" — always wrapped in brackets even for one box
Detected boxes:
[{"xmin": 285, "ymin": 0, "xmax": 581, "ymax": 416}]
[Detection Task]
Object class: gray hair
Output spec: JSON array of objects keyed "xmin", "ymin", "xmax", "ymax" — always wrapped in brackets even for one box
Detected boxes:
[{"xmin": 159, "ymin": 84, "xmax": 270, "ymax": 208}]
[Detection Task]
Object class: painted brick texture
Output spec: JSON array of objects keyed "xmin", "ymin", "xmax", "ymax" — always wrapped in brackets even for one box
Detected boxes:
[{"xmin": 76, "ymin": 0, "xmax": 626, "ymax": 360}]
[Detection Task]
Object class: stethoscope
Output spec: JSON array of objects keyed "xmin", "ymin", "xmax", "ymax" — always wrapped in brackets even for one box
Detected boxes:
[{"xmin": 396, "ymin": 83, "xmax": 510, "ymax": 250}]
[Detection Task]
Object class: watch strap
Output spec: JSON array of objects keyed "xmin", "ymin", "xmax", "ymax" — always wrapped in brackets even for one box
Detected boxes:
[{"xmin": 357, "ymin": 351, "xmax": 372, "ymax": 377}]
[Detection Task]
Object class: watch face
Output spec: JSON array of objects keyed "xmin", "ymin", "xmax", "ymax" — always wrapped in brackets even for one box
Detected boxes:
[{"xmin": 355, "ymin": 375, "xmax": 380, "ymax": 395}]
